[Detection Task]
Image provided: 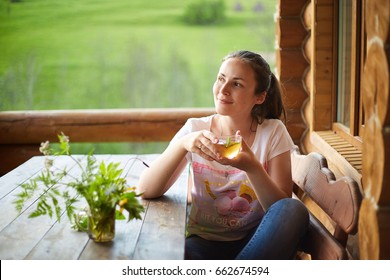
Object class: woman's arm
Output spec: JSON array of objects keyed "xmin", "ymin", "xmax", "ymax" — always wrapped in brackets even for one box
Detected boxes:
[
  {"xmin": 139, "ymin": 130, "xmax": 218, "ymax": 199},
  {"xmin": 244, "ymin": 150, "xmax": 292, "ymax": 210},
  {"xmin": 138, "ymin": 138, "xmax": 188, "ymax": 198}
]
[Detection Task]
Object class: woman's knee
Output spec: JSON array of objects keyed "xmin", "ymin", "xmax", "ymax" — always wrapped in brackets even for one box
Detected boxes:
[{"xmin": 273, "ymin": 198, "xmax": 309, "ymax": 225}]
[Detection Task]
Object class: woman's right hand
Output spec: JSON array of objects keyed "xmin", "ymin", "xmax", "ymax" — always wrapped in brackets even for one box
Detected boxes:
[{"xmin": 182, "ymin": 130, "xmax": 219, "ymax": 161}]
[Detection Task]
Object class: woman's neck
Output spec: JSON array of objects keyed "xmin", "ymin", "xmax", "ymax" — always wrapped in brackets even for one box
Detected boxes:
[{"xmin": 213, "ymin": 114, "xmax": 257, "ymax": 145}]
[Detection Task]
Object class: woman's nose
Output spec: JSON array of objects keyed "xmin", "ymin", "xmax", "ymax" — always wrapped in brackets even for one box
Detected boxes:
[{"xmin": 220, "ymin": 82, "xmax": 230, "ymax": 95}]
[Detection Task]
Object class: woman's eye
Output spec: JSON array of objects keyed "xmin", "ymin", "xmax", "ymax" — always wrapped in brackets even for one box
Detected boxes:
[{"xmin": 234, "ymin": 82, "xmax": 242, "ymax": 87}]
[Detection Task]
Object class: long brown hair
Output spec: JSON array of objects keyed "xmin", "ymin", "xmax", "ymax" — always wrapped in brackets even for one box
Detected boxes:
[{"xmin": 222, "ymin": 50, "xmax": 286, "ymax": 124}]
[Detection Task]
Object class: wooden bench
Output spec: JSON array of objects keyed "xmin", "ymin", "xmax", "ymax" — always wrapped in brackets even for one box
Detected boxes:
[{"xmin": 291, "ymin": 146, "xmax": 363, "ymax": 260}]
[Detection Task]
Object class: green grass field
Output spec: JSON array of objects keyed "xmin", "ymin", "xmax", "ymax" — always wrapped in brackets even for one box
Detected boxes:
[{"xmin": 0, "ymin": 0, "xmax": 276, "ymax": 153}]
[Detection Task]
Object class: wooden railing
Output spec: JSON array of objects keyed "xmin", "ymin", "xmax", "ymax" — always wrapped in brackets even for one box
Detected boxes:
[{"xmin": 0, "ymin": 108, "xmax": 215, "ymax": 175}]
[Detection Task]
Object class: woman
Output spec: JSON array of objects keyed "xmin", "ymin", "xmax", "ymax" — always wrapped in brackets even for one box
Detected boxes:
[{"xmin": 139, "ymin": 50, "xmax": 309, "ymax": 259}]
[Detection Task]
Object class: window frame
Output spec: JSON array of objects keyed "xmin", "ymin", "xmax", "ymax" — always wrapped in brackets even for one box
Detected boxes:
[{"xmin": 332, "ymin": 0, "xmax": 365, "ymax": 150}]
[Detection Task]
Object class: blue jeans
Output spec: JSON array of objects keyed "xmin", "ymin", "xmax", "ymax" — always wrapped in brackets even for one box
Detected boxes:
[{"xmin": 185, "ymin": 198, "xmax": 309, "ymax": 260}]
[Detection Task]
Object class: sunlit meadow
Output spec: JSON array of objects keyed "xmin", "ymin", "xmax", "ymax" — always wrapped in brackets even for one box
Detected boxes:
[{"xmin": 0, "ymin": 0, "xmax": 276, "ymax": 153}]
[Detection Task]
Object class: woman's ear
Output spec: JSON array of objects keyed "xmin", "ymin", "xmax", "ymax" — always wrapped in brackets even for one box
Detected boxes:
[{"xmin": 255, "ymin": 91, "xmax": 267, "ymax": 105}]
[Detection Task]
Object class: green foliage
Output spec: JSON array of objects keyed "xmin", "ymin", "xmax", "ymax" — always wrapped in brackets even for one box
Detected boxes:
[
  {"xmin": 13, "ymin": 133, "xmax": 145, "ymax": 230},
  {"xmin": 0, "ymin": 0, "xmax": 275, "ymax": 110},
  {"xmin": 0, "ymin": 0, "xmax": 276, "ymax": 154},
  {"xmin": 183, "ymin": 0, "xmax": 226, "ymax": 25}
]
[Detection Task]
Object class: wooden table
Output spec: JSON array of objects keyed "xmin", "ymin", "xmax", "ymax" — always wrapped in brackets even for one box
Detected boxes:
[{"xmin": 0, "ymin": 154, "xmax": 189, "ymax": 260}]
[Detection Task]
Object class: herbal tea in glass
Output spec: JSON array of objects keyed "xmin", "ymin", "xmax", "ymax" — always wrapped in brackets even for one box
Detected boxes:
[{"xmin": 215, "ymin": 135, "xmax": 242, "ymax": 159}]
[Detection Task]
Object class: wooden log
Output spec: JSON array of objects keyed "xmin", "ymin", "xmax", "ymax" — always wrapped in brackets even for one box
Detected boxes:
[
  {"xmin": 365, "ymin": 0, "xmax": 390, "ymax": 42},
  {"xmin": 286, "ymin": 122, "xmax": 306, "ymax": 144},
  {"xmin": 363, "ymin": 118, "xmax": 385, "ymax": 201},
  {"xmin": 276, "ymin": 50, "xmax": 309, "ymax": 79},
  {"xmin": 358, "ymin": 199, "xmax": 380, "ymax": 259},
  {"xmin": 0, "ymin": 108, "xmax": 215, "ymax": 144},
  {"xmin": 282, "ymin": 80, "xmax": 308, "ymax": 109},
  {"xmin": 302, "ymin": 1, "xmax": 312, "ymax": 30},
  {"xmin": 0, "ymin": 107, "xmax": 309, "ymax": 176},
  {"xmin": 0, "ymin": 145, "xmax": 40, "ymax": 175},
  {"xmin": 278, "ymin": 0, "xmax": 309, "ymax": 17},
  {"xmin": 303, "ymin": 35, "xmax": 313, "ymax": 63},
  {"xmin": 362, "ymin": 44, "xmax": 389, "ymax": 125},
  {"xmin": 361, "ymin": 45, "xmax": 388, "ymax": 202},
  {"xmin": 359, "ymin": 0, "xmax": 390, "ymax": 259},
  {"xmin": 277, "ymin": 18, "xmax": 307, "ymax": 48},
  {"xmin": 0, "ymin": 108, "xmax": 215, "ymax": 175},
  {"xmin": 303, "ymin": 67, "xmax": 312, "ymax": 95},
  {"xmin": 276, "ymin": 0, "xmax": 310, "ymax": 149}
]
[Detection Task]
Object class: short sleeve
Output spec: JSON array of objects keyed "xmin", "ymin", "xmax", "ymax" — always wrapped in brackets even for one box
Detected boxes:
[{"xmin": 268, "ymin": 120, "xmax": 295, "ymax": 160}]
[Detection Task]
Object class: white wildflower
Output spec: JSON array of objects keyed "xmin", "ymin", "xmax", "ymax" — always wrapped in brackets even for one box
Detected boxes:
[{"xmin": 39, "ymin": 141, "xmax": 50, "ymax": 155}]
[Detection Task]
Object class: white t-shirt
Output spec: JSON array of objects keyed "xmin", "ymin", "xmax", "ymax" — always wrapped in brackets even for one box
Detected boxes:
[{"xmin": 171, "ymin": 114, "xmax": 295, "ymax": 241}]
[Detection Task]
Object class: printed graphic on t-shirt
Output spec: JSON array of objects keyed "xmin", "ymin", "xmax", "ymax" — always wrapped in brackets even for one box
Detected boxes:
[{"xmin": 188, "ymin": 161, "xmax": 263, "ymax": 238}]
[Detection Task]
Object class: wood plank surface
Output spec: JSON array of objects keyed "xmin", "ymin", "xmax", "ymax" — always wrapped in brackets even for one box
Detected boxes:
[
  {"xmin": 0, "ymin": 154, "xmax": 188, "ymax": 260},
  {"xmin": 0, "ymin": 156, "xmax": 43, "ymax": 199},
  {"xmin": 133, "ymin": 170, "xmax": 188, "ymax": 260}
]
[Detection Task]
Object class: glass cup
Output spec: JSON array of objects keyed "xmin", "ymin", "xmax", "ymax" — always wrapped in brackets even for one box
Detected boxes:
[{"xmin": 214, "ymin": 134, "xmax": 242, "ymax": 159}]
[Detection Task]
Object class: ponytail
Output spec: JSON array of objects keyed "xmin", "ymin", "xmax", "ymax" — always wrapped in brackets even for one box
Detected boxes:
[{"xmin": 251, "ymin": 73, "xmax": 285, "ymax": 123}]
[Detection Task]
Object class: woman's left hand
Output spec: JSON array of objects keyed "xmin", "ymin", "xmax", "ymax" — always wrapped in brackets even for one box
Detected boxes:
[{"xmin": 215, "ymin": 136, "xmax": 258, "ymax": 172}]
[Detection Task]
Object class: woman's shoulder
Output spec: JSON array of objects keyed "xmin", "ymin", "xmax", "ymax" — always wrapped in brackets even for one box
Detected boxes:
[
  {"xmin": 260, "ymin": 119, "xmax": 287, "ymax": 131},
  {"xmin": 255, "ymin": 119, "xmax": 294, "ymax": 157},
  {"xmin": 256, "ymin": 119, "xmax": 293, "ymax": 143}
]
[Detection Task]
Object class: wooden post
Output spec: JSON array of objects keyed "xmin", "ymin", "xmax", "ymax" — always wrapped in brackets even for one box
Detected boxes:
[{"xmin": 359, "ymin": 0, "xmax": 390, "ymax": 259}]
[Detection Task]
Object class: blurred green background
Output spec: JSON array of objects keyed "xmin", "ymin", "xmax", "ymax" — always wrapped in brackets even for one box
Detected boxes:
[{"xmin": 0, "ymin": 0, "xmax": 276, "ymax": 153}]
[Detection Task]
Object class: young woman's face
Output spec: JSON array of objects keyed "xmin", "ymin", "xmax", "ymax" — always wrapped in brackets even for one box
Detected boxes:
[{"xmin": 213, "ymin": 58, "xmax": 265, "ymax": 117}]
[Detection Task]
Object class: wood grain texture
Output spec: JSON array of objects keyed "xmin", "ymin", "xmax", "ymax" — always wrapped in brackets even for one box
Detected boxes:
[
  {"xmin": 291, "ymin": 147, "xmax": 363, "ymax": 259},
  {"xmin": 0, "ymin": 108, "xmax": 215, "ymax": 175},
  {"xmin": 0, "ymin": 108, "xmax": 215, "ymax": 144},
  {"xmin": 359, "ymin": 0, "xmax": 390, "ymax": 260},
  {"xmin": 0, "ymin": 154, "xmax": 188, "ymax": 260}
]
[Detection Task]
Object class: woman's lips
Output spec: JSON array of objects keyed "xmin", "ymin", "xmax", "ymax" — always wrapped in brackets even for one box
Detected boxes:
[{"xmin": 218, "ymin": 98, "xmax": 233, "ymax": 104}]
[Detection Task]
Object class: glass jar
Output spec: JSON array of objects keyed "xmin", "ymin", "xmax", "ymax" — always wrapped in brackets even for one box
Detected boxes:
[{"xmin": 88, "ymin": 207, "xmax": 116, "ymax": 242}]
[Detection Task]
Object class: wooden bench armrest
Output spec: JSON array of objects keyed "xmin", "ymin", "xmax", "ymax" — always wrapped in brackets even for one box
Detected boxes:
[
  {"xmin": 291, "ymin": 147, "xmax": 362, "ymax": 234},
  {"xmin": 291, "ymin": 146, "xmax": 363, "ymax": 259}
]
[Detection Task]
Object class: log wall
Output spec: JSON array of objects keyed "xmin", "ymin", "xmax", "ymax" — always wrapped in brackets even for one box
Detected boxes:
[
  {"xmin": 301, "ymin": 0, "xmax": 337, "ymax": 150},
  {"xmin": 281, "ymin": 0, "xmax": 390, "ymax": 259},
  {"xmin": 276, "ymin": 0, "xmax": 309, "ymax": 144},
  {"xmin": 359, "ymin": 0, "xmax": 390, "ymax": 260}
]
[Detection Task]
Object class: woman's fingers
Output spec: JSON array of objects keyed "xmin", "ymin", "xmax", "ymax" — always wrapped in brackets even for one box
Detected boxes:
[
  {"xmin": 196, "ymin": 130, "xmax": 218, "ymax": 160},
  {"xmin": 197, "ymin": 143, "xmax": 216, "ymax": 161}
]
